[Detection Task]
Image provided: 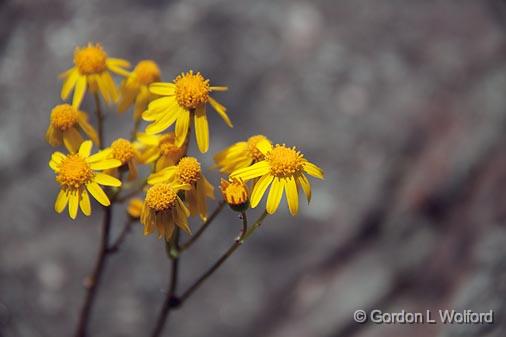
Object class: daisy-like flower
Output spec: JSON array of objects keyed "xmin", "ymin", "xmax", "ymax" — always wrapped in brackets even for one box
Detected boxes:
[
  {"xmin": 214, "ymin": 134, "xmax": 271, "ymax": 174},
  {"xmin": 142, "ymin": 70, "xmax": 232, "ymax": 153},
  {"xmin": 220, "ymin": 178, "xmax": 249, "ymax": 211},
  {"xmin": 136, "ymin": 132, "xmax": 186, "ymax": 171},
  {"xmin": 118, "ymin": 60, "xmax": 161, "ymax": 121},
  {"xmin": 60, "ymin": 43, "xmax": 130, "ymax": 109},
  {"xmin": 102, "ymin": 138, "xmax": 141, "ymax": 180},
  {"xmin": 141, "ymin": 182, "xmax": 192, "ymax": 241},
  {"xmin": 148, "ymin": 157, "xmax": 215, "ymax": 220},
  {"xmin": 49, "ymin": 140, "xmax": 122, "ymax": 219},
  {"xmin": 45, "ymin": 104, "xmax": 99, "ymax": 153},
  {"xmin": 230, "ymin": 141, "xmax": 324, "ymax": 216}
]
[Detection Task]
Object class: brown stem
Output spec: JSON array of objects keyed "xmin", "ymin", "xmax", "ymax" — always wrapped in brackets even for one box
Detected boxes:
[
  {"xmin": 178, "ymin": 201, "xmax": 226, "ymax": 252},
  {"xmin": 107, "ymin": 218, "xmax": 135, "ymax": 253},
  {"xmin": 178, "ymin": 211, "xmax": 250, "ymax": 304},
  {"xmin": 73, "ymin": 205, "xmax": 112, "ymax": 337},
  {"xmin": 150, "ymin": 231, "xmax": 180, "ymax": 337}
]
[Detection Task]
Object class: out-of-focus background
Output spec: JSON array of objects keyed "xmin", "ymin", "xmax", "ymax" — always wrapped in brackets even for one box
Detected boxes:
[{"xmin": 1, "ymin": 0, "xmax": 506, "ymax": 336}]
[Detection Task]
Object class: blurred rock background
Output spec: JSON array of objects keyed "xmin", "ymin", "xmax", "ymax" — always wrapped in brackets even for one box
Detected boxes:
[{"xmin": 1, "ymin": 0, "xmax": 506, "ymax": 336}]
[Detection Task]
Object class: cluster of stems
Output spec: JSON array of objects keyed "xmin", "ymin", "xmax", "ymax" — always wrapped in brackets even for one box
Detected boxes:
[{"xmin": 73, "ymin": 94, "xmax": 268, "ymax": 337}]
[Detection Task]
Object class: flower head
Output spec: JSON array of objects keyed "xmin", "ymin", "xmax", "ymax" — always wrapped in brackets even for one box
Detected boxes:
[
  {"xmin": 230, "ymin": 141, "xmax": 324, "ymax": 216},
  {"xmin": 60, "ymin": 42, "xmax": 130, "ymax": 109},
  {"xmin": 140, "ymin": 182, "xmax": 191, "ymax": 240},
  {"xmin": 142, "ymin": 70, "xmax": 232, "ymax": 153},
  {"xmin": 148, "ymin": 156, "xmax": 215, "ymax": 220},
  {"xmin": 136, "ymin": 132, "xmax": 186, "ymax": 171},
  {"xmin": 49, "ymin": 140, "xmax": 122, "ymax": 219},
  {"xmin": 220, "ymin": 178, "xmax": 249, "ymax": 211},
  {"xmin": 118, "ymin": 60, "xmax": 161, "ymax": 120},
  {"xmin": 214, "ymin": 134, "xmax": 271, "ymax": 174},
  {"xmin": 174, "ymin": 71, "xmax": 210, "ymax": 109},
  {"xmin": 46, "ymin": 104, "xmax": 99, "ymax": 153},
  {"xmin": 101, "ymin": 138, "xmax": 141, "ymax": 180},
  {"xmin": 127, "ymin": 198, "xmax": 143, "ymax": 219}
]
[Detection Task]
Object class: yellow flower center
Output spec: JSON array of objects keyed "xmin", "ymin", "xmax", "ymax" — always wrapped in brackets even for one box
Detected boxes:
[
  {"xmin": 174, "ymin": 71, "xmax": 210, "ymax": 109},
  {"xmin": 220, "ymin": 178, "xmax": 248, "ymax": 206},
  {"xmin": 50, "ymin": 104, "xmax": 79, "ymax": 131},
  {"xmin": 159, "ymin": 133, "xmax": 182, "ymax": 157},
  {"xmin": 74, "ymin": 43, "xmax": 108, "ymax": 75},
  {"xmin": 267, "ymin": 145, "xmax": 305, "ymax": 178},
  {"xmin": 145, "ymin": 183, "xmax": 177, "ymax": 212},
  {"xmin": 247, "ymin": 135, "xmax": 269, "ymax": 161},
  {"xmin": 111, "ymin": 138, "xmax": 135, "ymax": 164},
  {"xmin": 56, "ymin": 154, "xmax": 94, "ymax": 191},
  {"xmin": 176, "ymin": 157, "xmax": 201, "ymax": 184},
  {"xmin": 134, "ymin": 60, "xmax": 161, "ymax": 86}
]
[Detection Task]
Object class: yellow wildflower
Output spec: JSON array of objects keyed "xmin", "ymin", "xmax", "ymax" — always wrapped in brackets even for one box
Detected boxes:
[
  {"xmin": 49, "ymin": 140, "xmax": 122, "ymax": 219},
  {"xmin": 148, "ymin": 157, "xmax": 214, "ymax": 220},
  {"xmin": 101, "ymin": 138, "xmax": 141, "ymax": 180},
  {"xmin": 230, "ymin": 141, "xmax": 324, "ymax": 216},
  {"xmin": 127, "ymin": 198, "xmax": 144, "ymax": 219},
  {"xmin": 60, "ymin": 43, "xmax": 130, "ymax": 109},
  {"xmin": 45, "ymin": 104, "xmax": 99, "ymax": 153},
  {"xmin": 220, "ymin": 178, "xmax": 249, "ymax": 211},
  {"xmin": 136, "ymin": 132, "xmax": 186, "ymax": 171},
  {"xmin": 142, "ymin": 70, "xmax": 232, "ymax": 153},
  {"xmin": 118, "ymin": 60, "xmax": 161, "ymax": 121},
  {"xmin": 214, "ymin": 135, "xmax": 271, "ymax": 174},
  {"xmin": 140, "ymin": 182, "xmax": 192, "ymax": 240}
]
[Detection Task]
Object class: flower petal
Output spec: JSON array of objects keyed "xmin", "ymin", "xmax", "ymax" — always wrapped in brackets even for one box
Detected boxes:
[
  {"xmin": 303, "ymin": 161, "xmax": 324, "ymax": 179},
  {"xmin": 250, "ymin": 174, "xmax": 274, "ymax": 207},
  {"xmin": 80, "ymin": 190, "xmax": 91, "ymax": 216},
  {"xmin": 107, "ymin": 58, "xmax": 131, "ymax": 68},
  {"xmin": 54, "ymin": 190, "xmax": 68, "ymax": 213},
  {"xmin": 86, "ymin": 148, "xmax": 112, "ymax": 163},
  {"xmin": 87, "ymin": 182, "xmax": 110, "ymax": 206},
  {"xmin": 89, "ymin": 159, "xmax": 122, "ymax": 170},
  {"xmin": 94, "ymin": 173, "xmax": 121, "ymax": 187},
  {"xmin": 209, "ymin": 96, "xmax": 233, "ymax": 128},
  {"xmin": 194, "ymin": 105, "xmax": 209, "ymax": 153},
  {"xmin": 175, "ymin": 108, "xmax": 190, "ymax": 146},
  {"xmin": 79, "ymin": 140, "xmax": 93, "ymax": 157},
  {"xmin": 145, "ymin": 108, "xmax": 178, "ymax": 134},
  {"xmin": 68, "ymin": 192, "xmax": 79, "ymax": 219},
  {"xmin": 297, "ymin": 174, "xmax": 312, "ymax": 203},
  {"xmin": 149, "ymin": 82, "xmax": 176, "ymax": 96},
  {"xmin": 230, "ymin": 161, "xmax": 271, "ymax": 181},
  {"xmin": 266, "ymin": 177, "xmax": 284, "ymax": 214},
  {"xmin": 210, "ymin": 86, "xmax": 228, "ymax": 92},
  {"xmin": 78, "ymin": 113, "xmax": 100, "ymax": 146},
  {"xmin": 256, "ymin": 139, "xmax": 273, "ymax": 156},
  {"xmin": 72, "ymin": 75, "xmax": 87, "ymax": 109},
  {"xmin": 285, "ymin": 176, "xmax": 299, "ymax": 216},
  {"xmin": 63, "ymin": 128, "xmax": 83, "ymax": 154},
  {"xmin": 61, "ymin": 69, "xmax": 79, "ymax": 100}
]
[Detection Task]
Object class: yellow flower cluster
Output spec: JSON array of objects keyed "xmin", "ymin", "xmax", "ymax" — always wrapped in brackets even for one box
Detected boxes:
[{"xmin": 46, "ymin": 42, "xmax": 324, "ymax": 240}]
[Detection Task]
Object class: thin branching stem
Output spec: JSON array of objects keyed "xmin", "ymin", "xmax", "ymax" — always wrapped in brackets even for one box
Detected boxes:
[
  {"xmin": 74, "ymin": 204, "xmax": 112, "ymax": 337},
  {"xmin": 150, "ymin": 230, "xmax": 180, "ymax": 337},
  {"xmin": 107, "ymin": 218, "xmax": 135, "ymax": 253},
  {"xmin": 178, "ymin": 201, "xmax": 226, "ymax": 253}
]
